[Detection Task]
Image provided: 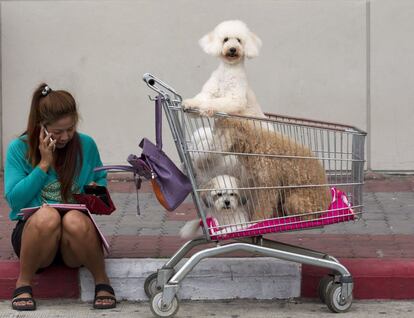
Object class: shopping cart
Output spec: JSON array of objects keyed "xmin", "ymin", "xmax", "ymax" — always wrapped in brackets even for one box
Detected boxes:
[{"xmin": 142, "ymin": 73, "xmax": 366, "ymax": 317}]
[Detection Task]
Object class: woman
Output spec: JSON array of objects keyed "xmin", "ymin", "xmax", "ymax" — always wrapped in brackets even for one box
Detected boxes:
[{"xmin": 4, "ymin": 83, "xmax": 116, "ymax": 310}]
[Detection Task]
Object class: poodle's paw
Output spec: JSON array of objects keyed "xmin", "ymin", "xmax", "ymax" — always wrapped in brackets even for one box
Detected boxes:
[
  {"xmin": 180, "ymin": 220, "xmax": 201, "ymax": 239},
  {"xmin": 198, "ymin": 108, "xmax": 216, "ymax": 117},
  {"xmin": 182, "ymin": 98, "xmax": 201, "ymax": 110}
]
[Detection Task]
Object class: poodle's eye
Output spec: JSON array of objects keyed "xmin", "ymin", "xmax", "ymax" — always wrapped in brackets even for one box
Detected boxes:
[
  {"xmin": 230, "ymin": 193, "xmax": 234, "ymax": 196},
  {"xmin": 237, "ymin": 38, "xmax": 241, "ymax": 43},
  {"xmin": 223, "ymin": 37, "xmax": 229, "ymax": 43},
  {"xmin": 217, "ymin": 193, "xmax": 222, "ymax": 197}
]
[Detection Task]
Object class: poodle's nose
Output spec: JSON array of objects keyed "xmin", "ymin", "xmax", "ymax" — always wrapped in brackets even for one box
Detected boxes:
[
  {"xmin": 229, "ymin": 47, "xmax": 237, "ymax": 54},
  {"xmin": 224, "ymin": 200, "xmax": 231, "ymax": 206}
]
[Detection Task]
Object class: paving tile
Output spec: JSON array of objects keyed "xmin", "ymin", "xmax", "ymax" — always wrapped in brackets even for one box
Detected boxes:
[{"xmin": 1, "ymin": 176, "xmax": 414, "ymax": 261}]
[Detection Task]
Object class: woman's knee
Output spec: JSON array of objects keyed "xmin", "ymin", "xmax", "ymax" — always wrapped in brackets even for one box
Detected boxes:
[
  {"xmin": 62, "ymin": 210, "xmax": 93, "ymax": 236},
  {"xmin": 26, "ymin": 206, "xmax": 61, "ymax": 235}
]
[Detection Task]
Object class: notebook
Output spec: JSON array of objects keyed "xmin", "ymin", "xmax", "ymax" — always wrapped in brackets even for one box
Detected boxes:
[{"xmin": 18, "ymin": 204, "xmax": 110, "ymax": 253}]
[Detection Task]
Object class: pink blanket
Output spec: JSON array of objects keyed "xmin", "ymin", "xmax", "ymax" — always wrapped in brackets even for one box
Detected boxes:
[{"xmin": 204, "ymin": 187, "xmax": 355, "ymax": 241}]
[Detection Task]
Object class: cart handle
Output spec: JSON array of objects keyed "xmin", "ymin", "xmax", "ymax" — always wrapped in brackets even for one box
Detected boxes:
[{"xmin": 142, "ymin": 73, "xmax": 182, "ymax": 102}]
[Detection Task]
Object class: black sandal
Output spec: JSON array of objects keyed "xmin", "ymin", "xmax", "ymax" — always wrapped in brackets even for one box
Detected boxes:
[
  {"xmin": 93, "ymin": 283, "xmax": 117, "ymax": 309},
  {"xmin": 11, "ymin": 285, "xmax": 36, "ymax": 311}
]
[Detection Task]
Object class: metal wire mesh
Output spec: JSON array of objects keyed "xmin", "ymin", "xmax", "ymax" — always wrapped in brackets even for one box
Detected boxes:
[{"xmin": 158, "ymin": 94, "xmax": 365, "ymax": 241}]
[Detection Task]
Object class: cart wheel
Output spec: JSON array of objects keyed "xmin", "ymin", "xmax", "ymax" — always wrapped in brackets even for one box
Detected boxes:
[
  {"xmin": 326, "ymin": 283, "xmax": 353, "ymax": 313},
  {"xmin": 318, "ymin": 275, "xmax": 334, "ymax": 304},
  {"xmin": 150, "ymin": 292, "xmax": 179, "ymax": 318},
  {"xmin": 144, "ymin": 272, "xmax": 162, "ymax": 298}
]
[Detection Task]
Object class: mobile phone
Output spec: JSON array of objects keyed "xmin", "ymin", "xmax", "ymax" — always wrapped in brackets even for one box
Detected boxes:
[
  {"xmin": 42, "ymin": 126, "xmax": 55, "ymax": 143},
  {"xmin": 42, "ymin": 126, "xmax": 56, "ymax": 151}
]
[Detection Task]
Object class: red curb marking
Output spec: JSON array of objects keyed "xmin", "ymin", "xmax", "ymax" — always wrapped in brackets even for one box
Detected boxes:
[
  {"xmin": 0, "ymin": 261, "xmax": 79, "ymax": 300},
  {"xmin": 2, "ymin": 257, "xmax": 414, "ymax": 299},
  {"xmin": 302, "ymin": 258, "xmax": 414, "ymax": 299}
]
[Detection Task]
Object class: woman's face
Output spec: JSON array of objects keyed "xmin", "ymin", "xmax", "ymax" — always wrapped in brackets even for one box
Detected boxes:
[{"xmin": 45, "ymin": 115, "xmax": 77, "ymax": 149}]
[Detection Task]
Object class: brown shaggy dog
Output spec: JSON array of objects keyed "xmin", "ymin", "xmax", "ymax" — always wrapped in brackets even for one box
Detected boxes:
[{"xmin": 214, "ymin": 117, "xmax": 331, "ymax": 221}]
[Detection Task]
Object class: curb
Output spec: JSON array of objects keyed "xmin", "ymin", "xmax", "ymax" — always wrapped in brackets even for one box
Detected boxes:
[
  {"xmin": 302, "ymin": 258, "xmax": 414, "ymax": 299},
  {"xmin": 80, "ymin": 258, "xmax": 300, "ymax": 301},
  {"xmin": 2, "ymin": 258, "xmax": 414, "ymax": 301},
  {"xmin": 0, "ymin": 261, "xmax": 78, "ymax": 299}
]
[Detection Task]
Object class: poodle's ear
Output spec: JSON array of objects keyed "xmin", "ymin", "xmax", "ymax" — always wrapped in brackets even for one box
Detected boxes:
[
  {"xmin": 200, "ymin": 179, "xmax": 213, "ymax": 208},
  {"xmin": 199, "ymin": 31, "xmax": 221, "ymax": 56},
  {"xmin": 244, "ymin": 31, "xmax": 262, "ymax": 59},
  {"xmin": 201, "ymin": 191, "xmax": 214, "ymax": 208},
  {"xmin": 238, "ymin": 193, "xmax": 248, "ymax": 206}
]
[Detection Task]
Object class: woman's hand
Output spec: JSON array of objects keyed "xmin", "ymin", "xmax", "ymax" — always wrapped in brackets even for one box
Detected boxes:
[{"xmin": 38, "ymin": 126, "xmax": 56, "ymax": 172}]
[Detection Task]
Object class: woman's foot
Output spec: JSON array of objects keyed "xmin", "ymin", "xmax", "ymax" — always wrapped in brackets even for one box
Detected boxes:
[
  {"xmin": 11, "ymin": 285, "xmax": 36, "ymax": 311},
  {"xmin": 93, "ymin": 283, "xmax": 116, "ymax": 309}
]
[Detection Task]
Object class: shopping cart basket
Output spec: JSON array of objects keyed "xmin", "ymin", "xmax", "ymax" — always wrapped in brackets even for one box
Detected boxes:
[{"xmin": 142, "ymin": 73, "xmax": 366, "ymax": 317}]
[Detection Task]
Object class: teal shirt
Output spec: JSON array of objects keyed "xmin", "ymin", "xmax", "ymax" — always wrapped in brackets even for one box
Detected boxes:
[{"xmin": 4, "ymin": 132, "xmax": 107, "ymax": 221}]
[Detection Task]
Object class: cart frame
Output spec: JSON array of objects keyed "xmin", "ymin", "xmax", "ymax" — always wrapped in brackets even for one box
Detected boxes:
[{"xmin": 142, "ymin": 73, "xmax": 366, "ymax": 317}]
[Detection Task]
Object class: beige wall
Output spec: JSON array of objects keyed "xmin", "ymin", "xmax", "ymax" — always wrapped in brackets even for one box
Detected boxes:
[
  {"xmin": 0, "ymin": 0, "xmax": 412, "ymax": 171},
  {"xmin": 370, "ymin": 0, "xmax": 414, "ymax": 171}
]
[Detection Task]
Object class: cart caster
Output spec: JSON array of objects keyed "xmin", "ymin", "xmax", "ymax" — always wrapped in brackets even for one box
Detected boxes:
[
  {"xmin": 144, "ymin": 272, "xmax": 162, "ymax": 298},
  {"xmin": 326, "ymin": 283, "xmax": 353, "ymax": 313},
  {"xmin": 150, "ymin": 292, "xmax": 179, "ymax": 318},
  {"xmin": 318, "ymin": 275, "xmax": 334, "ymax": 304}
]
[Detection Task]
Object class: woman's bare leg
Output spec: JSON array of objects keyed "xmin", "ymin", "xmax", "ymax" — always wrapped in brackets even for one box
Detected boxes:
[
  {"xmin": 14, "ymin": 207, "xmax": 61, "ymax": 306},
  {"xmin": 60, "ymin": 210, "xmax": 114, "ymax": 307}
]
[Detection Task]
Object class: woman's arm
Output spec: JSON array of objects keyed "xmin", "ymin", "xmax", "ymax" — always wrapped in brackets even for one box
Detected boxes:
[
  {"xmin": 90, "ymin": 137, "xmax": 107, "ymax": 187},
  {"xmin": 94, "ymin": 167, "xmax": 107, "ymax": 186},
  {"xmin": 4, "ymin": 140, "xmax": 48, "ymax": 211}
]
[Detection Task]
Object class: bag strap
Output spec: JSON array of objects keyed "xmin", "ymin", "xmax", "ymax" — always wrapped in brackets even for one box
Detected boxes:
[
  {"xmin": 94, "ymin": 166, "xmax": 143, "ymax": 215},
  {"xmin": 92, "ymin": 95, "xmax": 163, "ymax": 215},
  {"xmin": 155, "ymin": 95, "xmax": 162, "ymax": 149},
  {"xmin": 134, "ymin": 173, "xmax": 142, "ymax": 215},
  {"xmin": 94, "ymin": 165, "xmax": 136, "ymax": 173}
]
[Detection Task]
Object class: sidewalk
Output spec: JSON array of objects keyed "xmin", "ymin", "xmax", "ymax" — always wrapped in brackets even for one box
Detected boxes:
[
  {"xmin": 1, "ymin": 173, "xmax": 414, "ymax": 301},
  {"xmin": 1, "ymin": 299, "xmax": 414, "ymax": 318}
]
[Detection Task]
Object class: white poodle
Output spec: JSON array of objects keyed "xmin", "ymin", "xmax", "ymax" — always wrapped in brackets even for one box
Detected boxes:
[
  {"xmin": 188, "ymin": 126, "xmax": 249, "ymax": 188},
  {"xmin": 183, "ymin": 20, "xmax": 265, "ymax": 118}
]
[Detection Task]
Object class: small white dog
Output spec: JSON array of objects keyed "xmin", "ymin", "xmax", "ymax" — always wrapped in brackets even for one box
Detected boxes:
[
  {"xmin": 183, "ymin": 20, "xmax": 265, "ymax": 118},
  {"xmin": 180, "ymin": 175, "xmax": 249, "ymax": 239}
]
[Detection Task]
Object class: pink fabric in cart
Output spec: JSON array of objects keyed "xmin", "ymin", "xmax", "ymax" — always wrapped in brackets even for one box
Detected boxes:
[{"xmin": 205, "ymin": 187, "xmax": 355, "ymax": 241}]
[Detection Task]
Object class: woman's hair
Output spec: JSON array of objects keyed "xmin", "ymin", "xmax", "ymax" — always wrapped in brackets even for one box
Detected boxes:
[{"xmin": 25, "ymin": 83, "xmax": 83, "ymax": 203}]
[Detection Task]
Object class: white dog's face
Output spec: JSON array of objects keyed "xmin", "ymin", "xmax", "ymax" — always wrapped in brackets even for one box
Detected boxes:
[
  {"xmin": 199, "ymin": 20, "xmax": 262, "ymax": 64},
  {"xmin": 221, "ymin": 36, "xmax": 244, "ymax": 64},
  {"xmin": 202, "ymin": 175, "xmax": 246, "ymax": 212}
]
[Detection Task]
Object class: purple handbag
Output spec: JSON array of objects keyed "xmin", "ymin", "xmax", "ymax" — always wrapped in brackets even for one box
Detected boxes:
[{"xmin": 96, "ymin": 95, "xmax": 192, "ymax": 212}]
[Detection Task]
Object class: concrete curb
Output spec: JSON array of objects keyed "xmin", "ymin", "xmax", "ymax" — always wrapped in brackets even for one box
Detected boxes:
[
  {"xmin": 3, "ymin": 257, "xmax": 414, "ymax": 301},
  {"xmin": 80, "ymin": 258, "xmax": 301, "ymax": 301}
]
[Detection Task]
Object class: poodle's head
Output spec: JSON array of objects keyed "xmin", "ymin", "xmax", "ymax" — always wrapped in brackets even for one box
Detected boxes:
[
  {"xmin": 199, "ymin": 20, "xmax": 262, "ymax": 64},
  {"xmin": 201, "ymin": 175, "xmax": 247, "ymax": 212}
]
